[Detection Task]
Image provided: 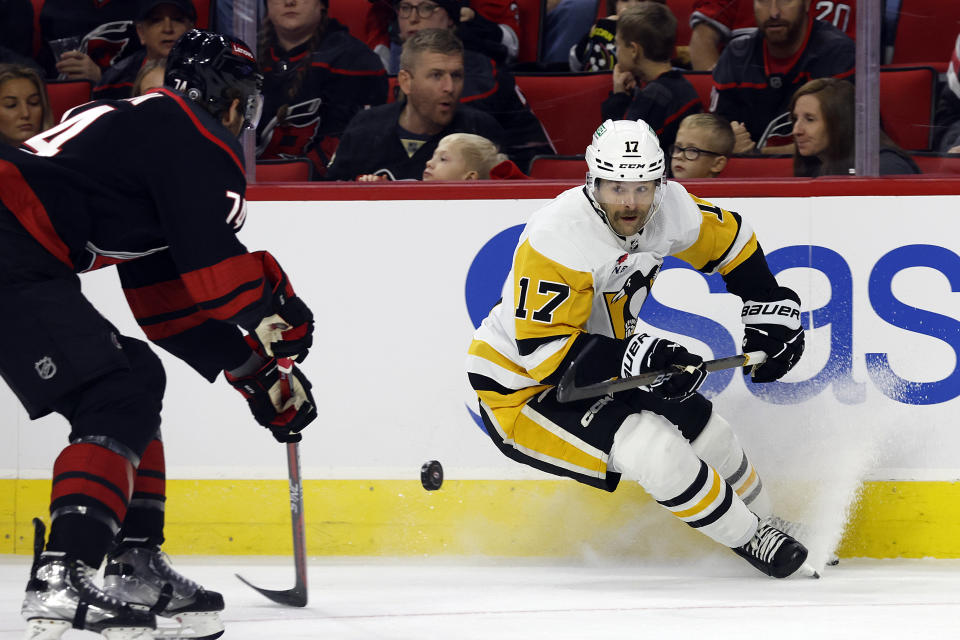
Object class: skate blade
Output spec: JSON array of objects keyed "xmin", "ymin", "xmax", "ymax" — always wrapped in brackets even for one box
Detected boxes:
[
  {"xmin": 23, "ymin": 618, "xmax": 71, "ymax": 640},
  {"xmin": 797, "ymin": 562, "xmax": 821, "ymax": 579},
  {"xmin": 154, "ymin": 611, "xmax": 224, "ymax": 640},
  {"xmin": 100, "ymin": 627, "xmax": 156, "ymax": 640}
]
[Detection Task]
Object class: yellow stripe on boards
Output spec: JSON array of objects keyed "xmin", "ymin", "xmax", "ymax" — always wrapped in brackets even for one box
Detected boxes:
[{"xmin": 4, "ymin": 479, "xmax": 960, "ymax": 559}]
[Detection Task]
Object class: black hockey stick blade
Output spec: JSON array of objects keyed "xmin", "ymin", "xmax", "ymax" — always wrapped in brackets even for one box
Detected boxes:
[
  {"xmin": 235, "ymin": 573, "xmax": 307, "ymax": 607},
  {"xmin": 556, "ymin": 347, "xmax": 768, "ymax": 403},
  {"xmin": 236, "ymin": 440, "xmax": 308, "ymax": 607}
]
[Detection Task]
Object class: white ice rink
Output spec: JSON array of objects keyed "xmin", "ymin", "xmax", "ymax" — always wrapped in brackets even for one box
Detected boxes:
[{"xmin": 2, "ymin": 555, "xmax": 959, "ymax": 639}]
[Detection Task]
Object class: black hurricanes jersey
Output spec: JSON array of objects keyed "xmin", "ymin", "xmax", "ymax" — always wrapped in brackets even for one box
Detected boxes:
[
  {"xmin": 39, "ymin": 0, "xmax": 141, "ymax": 72},
  {"xmin": 0, "ymin": 89, "xmax": 286, "ymax": 379},
  {"xmin": 256, "ymin": 20, "xmax": 388, "ymax": 177}
]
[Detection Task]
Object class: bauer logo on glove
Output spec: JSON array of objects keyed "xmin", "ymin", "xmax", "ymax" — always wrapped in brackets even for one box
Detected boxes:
[{"xmin": 740, "ymin": 286, "xmax": 805, "ymax": 383}]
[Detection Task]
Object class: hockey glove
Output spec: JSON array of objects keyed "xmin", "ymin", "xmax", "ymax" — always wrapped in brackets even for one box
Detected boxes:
[
  {"xmin": 622, "ymin": 333, "xmax": 707, "ymax": 402},
  {"xmin": 254, "ymin": 269, "xmax": 314, "ymax": 362},
  {"xmin": 226, "ymin": 357, "xmax": 317, "ymax": 442},
  {"xmin": 741, "ymin": 286, "xmax": 805, "ymax": 383}
]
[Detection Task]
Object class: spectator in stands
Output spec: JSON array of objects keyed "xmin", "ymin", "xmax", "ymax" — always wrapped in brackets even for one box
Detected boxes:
[
  {"xmin": 39, "ymin": 0, "xmax": 143, "ymax": 81},
  {"xmin": 601, "ymin": 3, "xmax": 700, "ymax": 157},
  {"xmin": 131, "ymin": 57, "xmax": 166, "ymax": 96},
  {"xmin": 934, "ymin": 33, "xmax": 960, "ymax": 154},
  {"xmin": 0, "ymin": 64, "xmax": 52, "ymax": 146},
  {"xmin": 423, "ymin": 132, "xmax": 526, "ymax": 179},
  {"xmin": 790, "ymin": 77, "xmax": 919, "ymax": 177},
  {"xmin": 93, "ymin": 0, "xmax": 195, "ymax": 100},
  {"xmin": 382, "ymin": 0, "xmax": 552, "ymax": 171},
  {"xmin": 327, "ymin": 28, "xmax": 504, "ymax": 180},
  {"xmin": 255, "ymin": 0, "xmax": 387, "ymax": 178},
  {"xmin": 569, "ymin": 0, "xmax": 660, "ymax": 72},
  {"xmin": 689, "ymin": 0, "xmax": 857, "ymax": 71},
  {"xmin": 712, "ymin": 0, "xmax": 855, "ymax": 155},
  {"xmin": 371, "ymin": 0, "xmax": 520, "ymax": 70},
  {"xmin": 542, "ymin": 0, "xmax": 597, "ymax": 64},
  {"xmin": 670, "ymin": 112, "xmax": 734, "ymax": 178}
]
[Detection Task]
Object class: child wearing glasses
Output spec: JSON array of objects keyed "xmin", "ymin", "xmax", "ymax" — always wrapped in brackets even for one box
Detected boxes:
[{"xmin": 670, "ymin": 113, "xmax": 734, "ymax": 179}]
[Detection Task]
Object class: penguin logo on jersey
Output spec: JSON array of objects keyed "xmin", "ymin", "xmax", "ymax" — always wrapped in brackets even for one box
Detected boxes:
[
  {"xmin": 34, "ymin": 356, "xmax": 57, "ymax": 380},
  {"xmin": 604, "ymin": 263, "xmax": 660, "ymax": 338},
  {"xmin": 256, "ymin": 98, "xmax": 322, "ymax": 159}
]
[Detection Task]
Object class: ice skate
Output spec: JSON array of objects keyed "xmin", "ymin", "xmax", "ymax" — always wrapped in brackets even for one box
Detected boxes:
[
  {"xmin": 732, "ymin": 520, "xmax": 816, "ymax": 579},
  {"xmin": 21, "ymin": 520, "xmax": 155, "ymax": 640},
  {"xmin": 103, "ymin": 541, "xmax": 224, "ymax": 640},
  {"xmin": 765, "ymin": 514, "xmax": 840, "ymax": 566}
]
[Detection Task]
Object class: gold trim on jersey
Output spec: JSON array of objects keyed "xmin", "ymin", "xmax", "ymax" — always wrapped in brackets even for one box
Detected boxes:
[
  {"xmin": 480, "ymin": 400, "xmax": 610, "ymax": 480},
  {"xmin": 674, "ymin": 195, "xmax": 758, "ymax": 275}
]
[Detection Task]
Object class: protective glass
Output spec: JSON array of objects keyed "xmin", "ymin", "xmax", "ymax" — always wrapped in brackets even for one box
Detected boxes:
[
  {"xmin": 243, "ymin": 91, "xmax": 264, "ymax": 130},
  {"xmin": 397, "ymin": 2, "xmax": 442, "ymax": 18},
  {"xmin": 668, "ymin": 144, "xmax": 723, "ymax": 161}
]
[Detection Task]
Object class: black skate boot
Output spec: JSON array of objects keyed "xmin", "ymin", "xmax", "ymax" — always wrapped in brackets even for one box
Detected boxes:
[
  {"xmin": 732, "ymin": 520, "xmax": 810, "ymax": 579},
  {"xmin": 765, "ymin": 514, "xmax": 840, "ymax": 566},
  {"xmin": 103, "ymin": 539, "xmax": 224, "ymax": 640},
  {"xmin": 21, "ymin": 519, "xmax": 156, "ymax": 640}
]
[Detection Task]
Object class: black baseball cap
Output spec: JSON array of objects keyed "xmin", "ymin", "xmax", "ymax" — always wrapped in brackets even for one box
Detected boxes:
[{"xmin": 137, "ymin": 0, "xmax": 197, "ymax": 22}]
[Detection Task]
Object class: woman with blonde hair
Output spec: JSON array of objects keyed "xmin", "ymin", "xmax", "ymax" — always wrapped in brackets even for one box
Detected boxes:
[
  {"xmin": 0, "ymin": 64, "xmax": 53, "ymax": 146},
  {"xmin": 790, "ymin": 77, "xmax": 920, "ymax": 177}
]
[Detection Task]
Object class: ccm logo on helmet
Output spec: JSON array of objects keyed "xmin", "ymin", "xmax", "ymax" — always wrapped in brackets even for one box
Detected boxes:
[
  {"xmin": 741, "ymin": 304, "xmax": 800, "ymax": 320},
  {"xmin": 618, "ymin": 163, "xmax": 646, "ymax": 169}
]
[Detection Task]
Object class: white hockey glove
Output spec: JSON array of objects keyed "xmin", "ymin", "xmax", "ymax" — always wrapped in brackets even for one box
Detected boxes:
[
  {"xmin": 741, "ymin": 286, "xmax": 804, "ymax": 383},
  {"xmin": 622, "ymin": 333, "xmax": 706, "ymax": 402}
]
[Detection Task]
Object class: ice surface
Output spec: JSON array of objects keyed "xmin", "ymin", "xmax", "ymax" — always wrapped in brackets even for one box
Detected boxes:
[{"xmin": 2, "ymin": 555, "xmax": 959, "ymax": 639}]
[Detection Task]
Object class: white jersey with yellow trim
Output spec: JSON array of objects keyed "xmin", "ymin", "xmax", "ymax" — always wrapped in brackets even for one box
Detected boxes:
[{"xmin": 467, "ymin": 180, "xmax": 757, "ymax": 404}]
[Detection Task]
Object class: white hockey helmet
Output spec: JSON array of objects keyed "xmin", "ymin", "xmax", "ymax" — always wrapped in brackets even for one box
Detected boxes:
[{"xmin": 585, "ymin": 119, "xmax": 667, "ymax": 235}]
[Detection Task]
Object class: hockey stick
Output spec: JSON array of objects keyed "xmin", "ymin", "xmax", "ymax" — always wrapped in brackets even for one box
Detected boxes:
[
  {"xmin": 556, "ymin": 340, "xmax": 767, "ymax": 403},
  {"xmin": 236, "ymin": 357, "xmax": 308, "ymax": 607}
]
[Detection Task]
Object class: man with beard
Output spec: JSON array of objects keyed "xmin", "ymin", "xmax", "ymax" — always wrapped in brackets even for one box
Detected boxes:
[
  {"xmin": 326, "ymin": 27, "xmax": 504, "ymax": 181},
  {"xmin": 710, "ymin": 0, "xmax": 854, "ymax": 154}
]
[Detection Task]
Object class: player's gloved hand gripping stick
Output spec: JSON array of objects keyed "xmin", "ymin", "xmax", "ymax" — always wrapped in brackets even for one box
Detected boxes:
[
  {"xmin": 235, "ymin": 356, "xmax": 309, "ymax": 607},
  {"xmin": 557, "ymin": 338, "xmax": 767, "ymax": 403}
]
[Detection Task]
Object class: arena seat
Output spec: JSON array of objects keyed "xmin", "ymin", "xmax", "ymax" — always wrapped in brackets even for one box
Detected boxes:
[
  {"xmin": 879, "ymin": 66, "xmax": 936, "ymax": 151},
  {"xmin": 192, "ymin": 0, "xmax": 211, "ymax": 28},
  {"xmin": 528, "ymin": 154, "xmax": 586, "ymax": 179},
  {"xmin": 515, "ymin": 0, "xmax": 545, "ymax": 63},
  {"xmin": 720, "ymin": 155, "xmax": 794, "ymax": 178},
  {"xmin": 682, "ymin": 71, "xmax": 713, "ymax": 110},
  {"xmin": 256, "ymin": 159, "xmax": 314, "ymax": 182},
  {"xmin": 909, "ymin": 152, "xmax": 960, "ymax": 175},
  {"xmin": 514, "ymin": 72, "xmax": 611, "ymax": 155},
  {"xmin": 328, "ymin": 0, "xmax": 373, "ymax": 39},
  {"xmin": 46, "ymin": 80, "xmax": 93, "ymax": 124},
  {"xmin": 889, "ymin": 0, "xmax": 960, "ymax": 67}
]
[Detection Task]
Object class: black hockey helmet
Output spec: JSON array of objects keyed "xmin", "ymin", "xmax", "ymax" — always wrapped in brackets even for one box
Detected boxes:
[{"xmin": 165, "ymin": 29, "xmax": 264, "ymax": 130}]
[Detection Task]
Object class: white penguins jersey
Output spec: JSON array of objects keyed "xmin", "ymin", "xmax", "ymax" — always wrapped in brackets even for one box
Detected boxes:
[{"xmin": 467, "ymin": 181, "xmax": 759, "ymax": 408}]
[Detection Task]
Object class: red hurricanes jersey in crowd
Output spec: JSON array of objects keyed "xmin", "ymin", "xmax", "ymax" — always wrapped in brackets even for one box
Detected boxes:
[
  {"xmin": 691, "ymin": 0, "xmax": 857, "ymax": 42},
  {"xmin": 3, "ymin": 90, "xmax": 292, "ymax": 378}
]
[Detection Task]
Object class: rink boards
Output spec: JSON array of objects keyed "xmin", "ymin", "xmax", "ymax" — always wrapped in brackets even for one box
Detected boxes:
[{"xmin": 2, "ymin": 177, "xmax": 960, "ymax": 559}]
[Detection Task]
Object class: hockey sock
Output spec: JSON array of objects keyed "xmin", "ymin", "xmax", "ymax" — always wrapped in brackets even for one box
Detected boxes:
[
  {"xmin": 117, "ymin": 436, "xmax": 166, "ymax": 546},
  {"xmin": 611, "ymin": 412, "xmax": 757, "ymax": 547},
  {"xmin": 47, "ymin": 440, "xmax": 136, "ymax": 567},
  {"xmin": 690, "ymin": 413, "xmax": 772, "ymax": 519}
]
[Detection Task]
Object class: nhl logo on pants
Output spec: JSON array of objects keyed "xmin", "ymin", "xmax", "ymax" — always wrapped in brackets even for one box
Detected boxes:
[{"xmin": 34, "ymin": 356, "xmax": 57, "ymax": 380}]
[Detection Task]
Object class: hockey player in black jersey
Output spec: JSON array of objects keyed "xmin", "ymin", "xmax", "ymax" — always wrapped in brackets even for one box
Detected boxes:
[{"xmin": 0, "ymin": 30, "xmax": 316, "ymax": 640}]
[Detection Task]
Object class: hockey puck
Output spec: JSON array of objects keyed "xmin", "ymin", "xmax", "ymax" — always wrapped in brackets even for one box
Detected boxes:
[{"xmin": 420, "ymin": 460, "xmax": 444, "ymax": 491}]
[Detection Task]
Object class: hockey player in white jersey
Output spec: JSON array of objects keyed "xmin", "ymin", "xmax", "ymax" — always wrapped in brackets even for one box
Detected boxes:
[{"xmin": 466, "ymin": 119, "xmax": 810, "ymax": 578}]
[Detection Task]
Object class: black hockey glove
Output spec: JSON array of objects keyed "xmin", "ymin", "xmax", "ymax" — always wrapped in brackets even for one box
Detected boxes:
[
  {"xmin": 622, "ymin": 333, "xmax": 707, "ymax": 402},
  {"xmin": 254, "ymin": 270, "xmax": 314, "ymax": 362},
  {"xmin": 226, "ymin": 354, "xmax": 317, "ymax": 443},
  {"xmin": 741, "ymin": 286, "xmax": 805, "ymax": 383}
]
